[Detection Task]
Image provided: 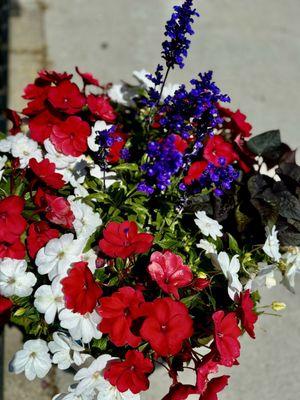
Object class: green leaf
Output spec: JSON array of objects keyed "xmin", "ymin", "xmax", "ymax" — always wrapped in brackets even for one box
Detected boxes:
[
  {"xmin": 114, "ymin": 163, "xmax": 139, "ymax": 172},
  {"xmin": 228, "ymin": 233, "xmax": 240, "ymax": 254},
  {"xmin": 197, "ymin": 335, "xmax": 213, "ymax": 346},
  {"xmin": 92, "ymin": 336, "xmax": 108, "ymax": 351}
]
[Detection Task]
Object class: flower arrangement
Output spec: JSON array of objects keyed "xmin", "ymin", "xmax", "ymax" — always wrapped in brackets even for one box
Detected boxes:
[{"xmin": 0, "ymin": 1, "xmax": 299, "ymax": 399}]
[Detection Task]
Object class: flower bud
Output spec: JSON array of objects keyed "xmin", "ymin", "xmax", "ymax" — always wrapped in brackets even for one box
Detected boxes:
[{"xmin": 271, "ymin": 302, "xmax": 286, "ymax": 311}]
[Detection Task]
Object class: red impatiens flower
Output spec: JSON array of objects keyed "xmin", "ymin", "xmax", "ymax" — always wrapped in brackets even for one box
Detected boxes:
[
  {"xmin": 218, "ymin": 106, "xmax": 252, "ymax": 138},
  {"xmin": 36, "ymin": 69, "xmax": 73, "ymax": 85},
  {"xmin": 140, "ymin": 298, "xmax": 194, "ymax": 357},
  {"xmin": 87, "ymin": 94, "xmax": 117, "ymax": 123},
  {"xmin": 106, "ymin": 132, "xmax": 127, "ymax": 164},
  {"xmin": 147, "ymin": 251, "xmax": 193, "ymax": 299},
  {"xmin": 218, "ymin": 106, "xmax": 254, "ymax": 173},
  {"xmin": 212, "ymin": 310, "xmax": 241, "ymax": 367},
  {"xmin": 201, "ymin": 376, "xmax": 230, "ymax": 400},
  {"xmin": 22, "ymin": 83, "xmax": 49, "ymax": 115},
  {"xmin": 61, "ymin": 262, "xmax": 102, "ymax": 315},
  {"xmin": 48, "ymin": 80, "xmax": 86, "ymax": 114},
  {"xmin": 29, "ymin": 110, "xmax": 62, "ymax": 143},
  {"xmin": 97, "ymin": 286, "xmax": 145, "ymax": 347},
  {"xmin": 34, "ymin": 189, "xmax": 74, "ymax": 229},
  {"xmin": 6, "ymin": 109, "xmax": 22, "ymax": 135},
  {"xmin": 99, "ymin": 221, "xmax": 153, "ymax": 259},
  {"xmin": 51, "ymin": 116, "xmax": 90, "ymax": 157},
  {"xmin": 173, "ymin": 134, "xmax": 188, "ymax": 153},
  {"xmin": 0, "ymin": 195, "xmax": 26, "ymax": 242},
  {"xmin": 183, "ymin": 160, "xmax": 208, "ymax": 185},
  {"xmin": 0, "ymin": 238, "xmax": 25, "ymax": 259},
  {"xmin": 203, "ymin": 136, "xmax": 239, "ymax": 167},
  {"xmin": 196, "ymin": 352, "xmax": 219, "ymax": 394},
  {"xmin": 27, "ymin": 221, "xmax": 60, "ymax": 259},
  {"xmin": 193, "ymin": 277, "xmax": 210, "ymax": 291},
  {"xmin": 162, "ymin": 384, "xmax": 197, "ymax": 400},
  {"xmin": 104, "ymin": 350, "xmax": 153, "ymax": 394},
  {"xmin": 0, "ymin": 296, "xmax": 13, "ymax": 325},
  {"xmin": 76, "ymin": 66, "xmax": 100, "ymax": 87},
  {"xmin": 237, "ymin": 290, "xmax": 258, "ymax": 339},
  {"xmin": 29, "ymin": 158, "xmax": 65, "ymax": 189}
]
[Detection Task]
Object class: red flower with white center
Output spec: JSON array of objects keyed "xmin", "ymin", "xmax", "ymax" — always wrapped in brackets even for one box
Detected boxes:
[
  {"xmin": 237, "ymin": 290, "xmax": 258, "ymax": 339},
  {"xmin": 27, "ymin": 221, "xmax": 60, "ymax": 259},
  {"xmin": 48, "ymin": 81, "xmax": 86, "ymax": 114},
  {"xmin": 162, "ymin": 384, "xmax": 197, "ymax": 400},
  {"xmin": 99, "ymin": 221, "xmax": 153, "ymax": 259},
  {"xmin": 50, "ymin": 116, "xmax": 90, "ymax": 157},
  {"xmin": 106, "ymin": 132, "xmax": 127, "ymax": 164},
  {"xmin": 104, "ymin": 350, "xmax": 153, "ymax": 394},
  {"xmin": 201, "ymin": 376, "xmax": 230, "ymax": 400},
  {"xmin": 75, "ymin": 66, "xmax": 100, "ymax": 87},
  {"xmin": 61, "ymin": 262, "xmax": 102, "ymax": 315},
  {"xmin": 97, "ymin": 286, "xmax": 144, "ymax": 347},
  {"xmin": 203, "ymin": 136, "xmax": 239, "ymax": 167},
  {"xmin": 34, "ymin": 189, "xmax": 74, "ymax": 229},
  {"xmin": 0, "ymin": 238, "xmax": 25, "ymax": 259},
  {"xmin": 218, "ymin": 106, "xmax": 252, "ymax": 138},
  {"xmin": 0, "ymin": 196, "xmax": 26, "ymax": 242},
  {"xmin": 6, "ymin": 109, "xmax": 21, "ymax": 135},
  {"xmin": 147, "ymin": 251, "xmax": 193, "ymax": 299},
  {"xmin": 212, "ymin": 310, "xmax": 241, "ymax": 367},
  {"xmin": 29, "ymin": 110, "xmax": 62, "ymax": 143},
  {"xmin": 29, "ymin": 158, "xmax": 65, "ymax": 189},
  {"xmin": 87, "ymin": 94, "xmax": 117, "ymax": 123},
  {"xmin": 140, "ymin": 298, "xmax": 194, "ymax": 357},
  {"xmin": 183, "ymin": 160, "xmax": 208, "ymax": 185},
  {"xmin": 173, "ymin": 134, "xmax": 188, "ymax": 153}
]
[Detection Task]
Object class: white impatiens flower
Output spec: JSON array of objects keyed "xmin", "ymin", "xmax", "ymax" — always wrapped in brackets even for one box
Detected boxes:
[
  {"xmin": 60, "ymin": 159, "xmax": 88, "ymax": 188},
  {"xmin": 197, "ymin": 239, "xmax": 217, "ymax": 255},
  {"xmin": 35, "ymin": 234, "xmax": 84, "ymax": 280},
  {"xmin": 53, "ymin": 384, "xmax": 95, "ymax": 400},
  {"xmin": 79, "ymin": 249, "xmax": 97, "ymax": 273},
  {"xmin": 215, "ymin": 252, "xmax": 242, "ymax": 300},
  {"xmin": 34, "ymin": 279, "xmax": 64, "ymax": 324},
  {"xmin": 245, "ymin": 263, "xmax": 278, "ymax": 291},
  {"xmin": 49, "ymin": 332, "xmax": 90, "ymax": 370},
  {"xmin": 281, "ymin": 247, "xmax": 300, "ymax": 293},
  {"xmin": 88, "ymin": 120, "xmax": 112, "ymax": 152},
  {"xmin": 194, "ymin": 211, "xmax": 223, "ymax": 240},
  {"xmin": 74, "ymin": 355, "xmax": 115, "ymax": 395},
  {"xmin": 0, "ymin": 137, "xmax": 13, "ymax": 153},
  {"xmin": 9, "ymin": 339, "xmax": 52, "ymax": 381},
  {"xmin": 0, "ymin": 258, "xmax": 37, "ymax": 297},
  {"xmin": 108, "ymin": 84, "xmax": 128, "ymax": 106},
  {"xmin": 74, "ymin": 185, "xmax": 89, "ymax": 198},
  {"xmin": 262, "ymin": 226, "xmax": 281, "ymax": 262},
  {"xmin": 7, "ymin": 132, "xmax": 42, "ymax": 168},
  {"xmin": 97, "ymin": 379, "xmax": 140, "ymax": 400},
  {"xmin": 70, "ymin": 199, "xmax": 102, "ymax": 239},
  {"xmin": 59, "ymin": 309, "xmax": 102, "ymax": 344},
  {"xmin": 0, "ymin": 155, "xmax": 7, "ymax": 180}
]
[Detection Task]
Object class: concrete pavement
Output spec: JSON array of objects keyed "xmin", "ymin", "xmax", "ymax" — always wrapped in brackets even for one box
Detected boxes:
[{"xmin": 5, "ymin": 1, "xmax": 300, "ymax": 399}]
